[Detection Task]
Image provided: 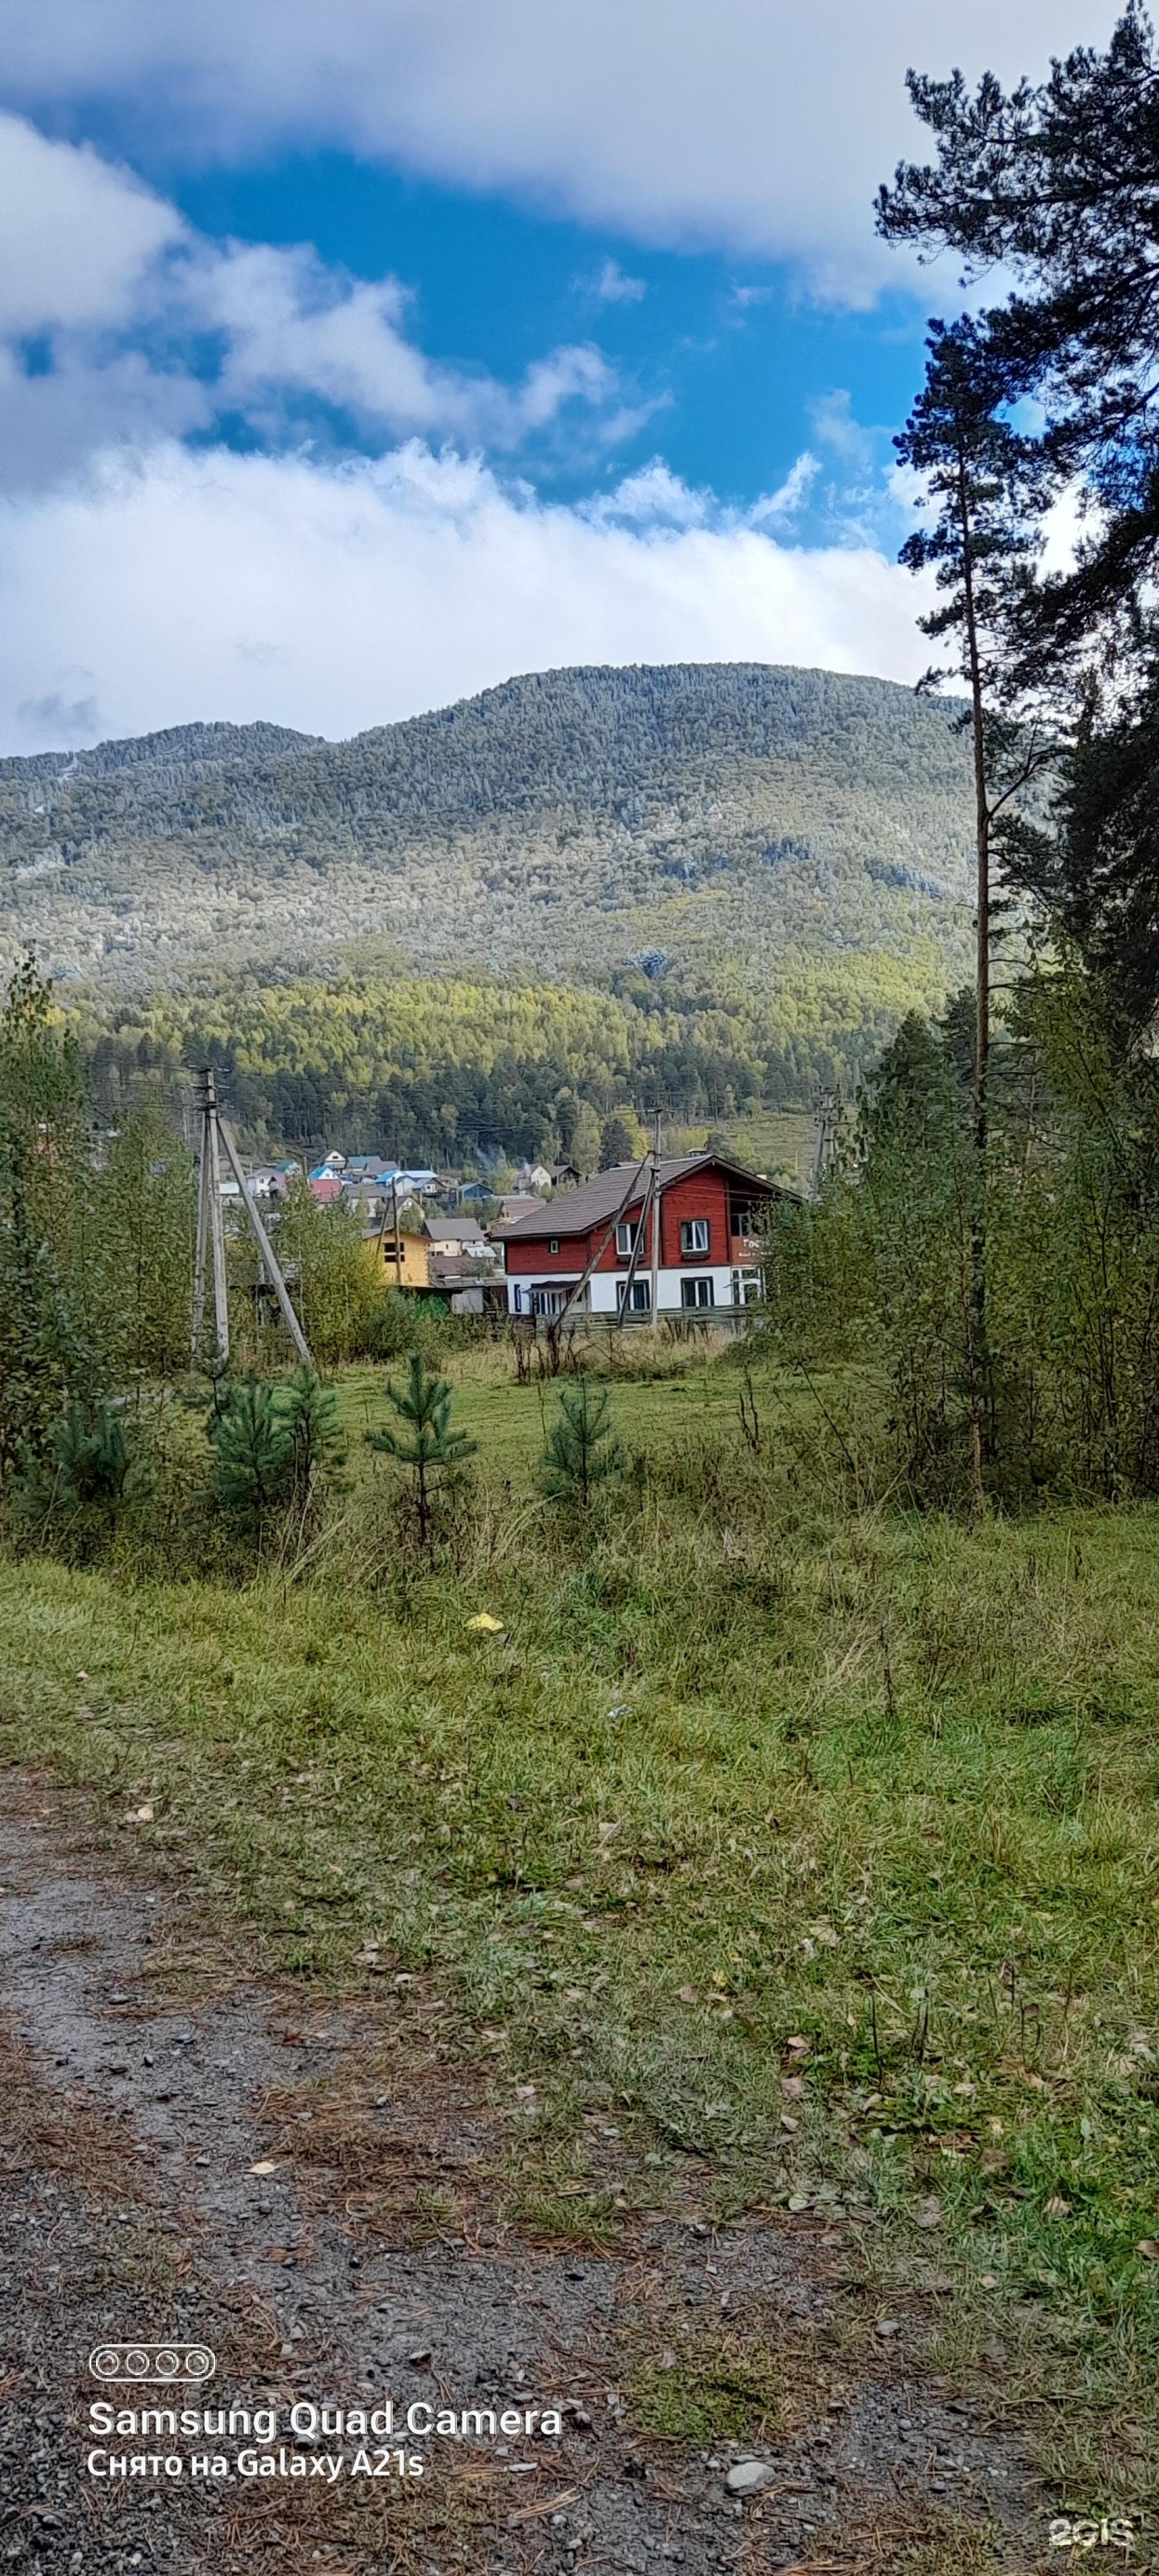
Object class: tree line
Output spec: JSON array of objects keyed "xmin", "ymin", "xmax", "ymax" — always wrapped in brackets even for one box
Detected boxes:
[{"xmin": 758, "ymin": 6, "xmax": 1159, "ymax": 1509}]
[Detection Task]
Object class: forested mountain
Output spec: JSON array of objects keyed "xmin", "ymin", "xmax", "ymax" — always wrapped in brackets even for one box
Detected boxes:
[{"xmin": 0, "ymin": 664, "xmax": 975, "ymax": 1005}]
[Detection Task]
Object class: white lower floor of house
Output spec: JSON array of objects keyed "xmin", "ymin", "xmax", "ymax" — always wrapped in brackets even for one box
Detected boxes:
[{"xmin": 506, "ymin": 1265, "xmax": 761, "ymax": 1319}]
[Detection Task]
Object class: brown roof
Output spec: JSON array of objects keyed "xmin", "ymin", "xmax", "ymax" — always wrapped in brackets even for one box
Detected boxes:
[{"xmin": 501, "ymin": 1153, "xmax": 784, "ymax": 1241}]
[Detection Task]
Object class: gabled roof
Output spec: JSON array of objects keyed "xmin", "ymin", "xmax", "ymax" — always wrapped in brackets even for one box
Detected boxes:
[
  {"xmin": 501, "ymin": 1153, "xmax": 786, "ymax": 1241},
  {"xmin": 425, "ymin": 1214, "xmax": 488, "ymax": 1242},
  {"xmin": 497, "ymin": 1194, "xmax": 546, "ymax": 1226}
]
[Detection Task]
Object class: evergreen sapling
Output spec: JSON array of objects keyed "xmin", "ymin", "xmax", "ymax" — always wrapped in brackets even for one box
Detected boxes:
[
  {"xmin": 540, "ymin": 1375, "xmax": 623, "ymax": 1510},
  {"xmin": 367, "ymin": 1352, "xmax": 477, "ymax": 1549}
]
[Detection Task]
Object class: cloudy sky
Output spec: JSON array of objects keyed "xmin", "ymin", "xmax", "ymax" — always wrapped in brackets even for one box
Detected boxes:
[{"xmin": 0, "ymin": 0, "xmax": 1119, "ymax": 750}]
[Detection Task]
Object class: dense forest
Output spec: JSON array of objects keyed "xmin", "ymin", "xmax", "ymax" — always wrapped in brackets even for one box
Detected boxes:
[
  {"xmin": 0, "ymin": 665, "xmax": 977, "ymax": 1022},
  {"xmin": 81, "ymin": 942, "xmax": 950, "ymax": 1161}
]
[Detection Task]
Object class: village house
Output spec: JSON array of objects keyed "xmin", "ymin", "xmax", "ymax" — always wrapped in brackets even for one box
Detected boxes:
[
  {"xmin": 423, "ymin": 1214, "xmax": 499, "ymax": 1264},
  {"xmin": 369, "ymin": 1226, "xmax": 431, "ymax": 1289},
  {"xmin": 502, "ymin": 1153, "xmax": 785, "ymax": 1321},
  {"xmin": 497, "ymin": 1193, "xmax": 545, "ymax": 1228}
]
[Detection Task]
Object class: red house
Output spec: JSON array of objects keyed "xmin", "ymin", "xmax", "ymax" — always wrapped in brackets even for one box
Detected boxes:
[{"xmin": 501, "ymin": 1153, "xmax": 788, "ymax": 1321}]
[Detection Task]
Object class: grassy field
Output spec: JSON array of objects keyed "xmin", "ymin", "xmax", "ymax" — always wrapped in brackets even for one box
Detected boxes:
[
  {"xmin": 3, "ymin": 1341, "xmax": 1159, "ymax": 2514},
  {"xmin": 666, "ymin": 1107, "xmax": 820, "ymax": 1188},
  {"xmin": 338, "ymin": 1339, "xmax": 762, "ymax": 1479}
]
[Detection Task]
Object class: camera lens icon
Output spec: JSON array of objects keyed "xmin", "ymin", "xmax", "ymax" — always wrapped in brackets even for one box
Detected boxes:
[{"xmin": 88, "ymin": 2343, "xmax": 216, "ymax": 2383}]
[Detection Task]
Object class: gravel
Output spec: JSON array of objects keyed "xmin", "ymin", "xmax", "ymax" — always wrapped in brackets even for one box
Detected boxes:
[{"xmin": 0, "ymin": 1778, "xmax": 1045, "ymax": 2574}]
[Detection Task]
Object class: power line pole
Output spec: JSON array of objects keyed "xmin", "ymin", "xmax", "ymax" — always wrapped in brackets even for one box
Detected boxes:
[
  {"xmin": 192, "ymin": 1067, "xmax": 229, "ymax": 1365},
  {"xmin": 650, "ymin": 1107, "xmax": 662, "ymax": 1322},
  {"xmin": 192, "ymin": 1066, "xmax": 312, "ymax": 1370},
  {"xmin": 375, "ymin": 1173, "xmax": 403, "ymax": 1286}
]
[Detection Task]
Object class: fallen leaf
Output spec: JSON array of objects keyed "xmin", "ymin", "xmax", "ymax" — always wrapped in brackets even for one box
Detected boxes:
[
  {"xmin": 465, "ymin": 1612, "xmax": 505, "ymax": 1634},
  {"xmin": 1044, "ymin": 2195, "xmax": 1071, "ymax": 2219},
  {"xmin": 786, "ymin": 2035, "xmax": 811, "ymax": 2055},
  {"xmin": 781, "ymin": 2075, "xmax": 805, "ymax": 2099},
  {"xmin": 873, "ymin": 2318, "xmax": 901, "ymax": 2339},
  {"xmin": 678, "ymin": 1986, "xmax": 699, "ymax": 2005},
  {"xmin": 129, "ymin": 1805, "xmax": 155, "ymax": 1823},
  {"xmin": 914, "ymin": 2196, "xmax": 942, "ymax": 2231},
  {"xmin": 249, "ymin": 2160, "xmax": 280, "ymax": 2176},
  {"xmin": 1138, "ymin": 2239, "xmax": 1159, "ymax": 2261}
]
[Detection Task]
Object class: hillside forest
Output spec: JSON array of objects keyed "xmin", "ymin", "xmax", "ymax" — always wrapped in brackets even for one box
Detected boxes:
[
  {"xmin": 0, "ymin": 665, "xmax": 977, "ymax": 1001},
  {"xmin": 78, "ymin": 947, "xmax": 943, "ymax": 1165}
]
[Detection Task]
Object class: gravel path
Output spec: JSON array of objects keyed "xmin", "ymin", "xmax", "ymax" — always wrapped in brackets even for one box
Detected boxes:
[{"xmin": 0, "ymin": 1775, "xmax": 1047, "ymax": 2575}]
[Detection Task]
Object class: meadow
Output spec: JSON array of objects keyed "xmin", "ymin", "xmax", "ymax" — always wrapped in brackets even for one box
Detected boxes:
[{"xmin": 3, "ymin": 1333, "xmax": 1159, "ymax": 2514}]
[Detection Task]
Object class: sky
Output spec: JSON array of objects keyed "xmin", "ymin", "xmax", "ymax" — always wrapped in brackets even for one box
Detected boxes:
[{"xmin": 0, "ymin": 0, "xmax": 1121, "ymax": 751}]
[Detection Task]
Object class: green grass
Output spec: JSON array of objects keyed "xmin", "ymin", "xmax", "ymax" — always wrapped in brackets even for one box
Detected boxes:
[
  {"xmin": 4, "ymin": 1350, "xmax": 1159, "ymax": 2502},
  {"xmin": 667, "ymin": 1105, "xmax": 819, "ymax": 1188},
  {"xmin": 337, "ymin": 1348, "xmax": 757, "ymax": 1480}
]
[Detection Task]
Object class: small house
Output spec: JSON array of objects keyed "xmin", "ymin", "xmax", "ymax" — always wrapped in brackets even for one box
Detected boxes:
[
  {"xmin": 369, "ymin": 1228, "xmax": 431, "ymax": 1290},
  {"xmin": 424, "ymin": 1215, "xmax": 498, "ymax": 1263}
]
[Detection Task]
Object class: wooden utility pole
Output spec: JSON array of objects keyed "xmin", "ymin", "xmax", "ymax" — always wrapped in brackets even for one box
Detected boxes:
[
  {"xmin": 192, "ymin": 1066, "xmax": 312, "ymax": 1369},
  {"xmin": 616, "ymin": 1160, "xmax": 656, "ymax": 1326},
  {"xmin": 193, "ymin": 1067, "xmax": 230, "ymax": 1365},
  {"xmin": 556, "ymin": 1147, "xmax": 653, "ymax": 1331},
  {"xmin": 649, "ymin": 1109, "xmax": 662, "ymax": 1321},
  {"xmin": 375, "ymin": 1174, "xmax": 404, "ymax": 1286}
]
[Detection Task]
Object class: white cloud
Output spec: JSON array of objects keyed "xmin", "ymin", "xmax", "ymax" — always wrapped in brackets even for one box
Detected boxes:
[
  {"xmin": 0, "ymin": 109, "xmax": 180, "ymax": 331},
  {"xmin": 593, "ymin": 260, "xmax": 646, "ymax": 304},
  {"xmin": 586, "ymin": 461, "xmax": 710, "ymax": 528},
  {"xmin": 749, "ymin": 453, "xmax": 820, "ymax": 523},
  {"xmin": 0, "ymin": 1, "xmax": 1123, "ymax": 295},
  {"xmin": 0, "ymin": 439, "xmax": 935, "ymax": 752},
  {"xmin": 810, "ymin": 389, "xmax": 877, "ymax": 468},
  {"xmin": 190, "ymin": 239, "xmax": 636, "ymax": 448},
  {"xmin": 0, "ymin": 121, "xmax": 653, "ymax": 487}
]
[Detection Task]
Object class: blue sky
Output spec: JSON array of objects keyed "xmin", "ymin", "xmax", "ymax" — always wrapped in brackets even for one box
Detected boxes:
[
  {"xmin": 162, "ymin": 155, "xmax": 931, "ymax": 526},
  {"xmin": 0, "ymin": 0, "xmax": 1119, "ymax": 750}
]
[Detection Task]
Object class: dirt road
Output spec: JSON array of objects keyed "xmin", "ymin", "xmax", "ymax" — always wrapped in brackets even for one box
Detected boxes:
[{"xmin": 0, "ymin": 1773, "xmax": 1047, "ymax": 2574}]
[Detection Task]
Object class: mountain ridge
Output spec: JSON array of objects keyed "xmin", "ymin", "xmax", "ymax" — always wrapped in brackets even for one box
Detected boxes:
[{"xmin": 0, "ymin": 661, "xmax": 976, "ymax": 1004}]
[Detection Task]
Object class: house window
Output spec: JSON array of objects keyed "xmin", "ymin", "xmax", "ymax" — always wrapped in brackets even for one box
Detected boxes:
[
  {"xmin": 680, "ymin": 1216, "xmax": 710, "ymax": 1255},
  {"xmin": 549, "ymin": 1237, "xmax": 559, "ymax": 1254},
  {"xmin": 617, "ymin": 1278, "xmax": 651, "ymax": 1314},
  {"xmin": 614, "ymin": 1220, "xmax": 638, "ymax": 1258},
  {"xmin": 531, "ymin": 1285, "xmax": 570, "ymax": 1317},
  {"xmin": 681, "ymin": 1277, "xmax": 714, "ymax": 1309}
]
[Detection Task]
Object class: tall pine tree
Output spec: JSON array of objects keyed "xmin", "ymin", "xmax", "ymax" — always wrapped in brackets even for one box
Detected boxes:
[{"xmin": 878, "ymin": 7, "xmax": 1159, "ymax": 1014}]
